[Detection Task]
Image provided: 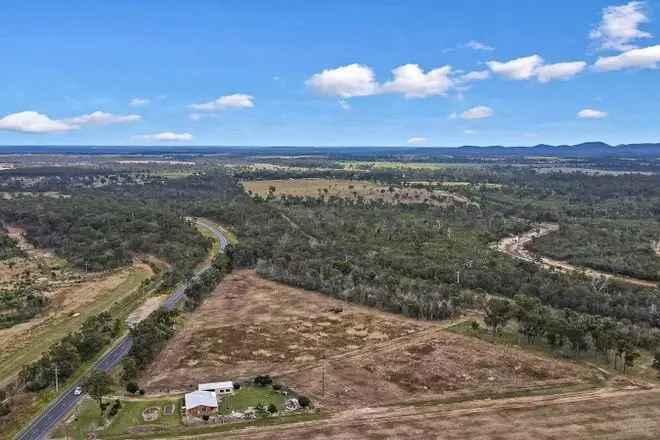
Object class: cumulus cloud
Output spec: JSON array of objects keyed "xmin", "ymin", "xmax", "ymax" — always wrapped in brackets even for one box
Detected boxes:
[
  {"xmin": 381, "ymin": 64, "xmax": 454, "ymax": 98},
  {"xmin": 0, "ymin": 111, "xmax": 74, "ymax": 133},
  {"xmin": 577, "ymin": 108, "xmax": 608, "ymax": 119},
  {"xmin": 460, "ymin": 105, "xmax": 494, "ymax": 119},
  {"xmin": 339, "ymin": 100, "xmax": 351, "ymax": 110},
  {"xmin": 407, "ymin": 136, "xmax": 428, "ymax": 145},
  {"xmin": 306, "ymin": 64, "xmax": 379, "ymax": 98},
  {"xmin": 64, "ymin": 111, "xmax": 142, "ymax": 126},
  {"xmin": 456, "ymin": 70, "xmax": 491, "ymax": 83},
  {"xmin": 466, "ymin": 40, "xmax": 494, "ymax": 51},
  {"xmin": 190, "ymin": 94, "xmax": 254, "ymax": 111},
  {"xmin": 535, "ymin": 61, "xmax": 587, "ymax": 82},
  {"xmin": 487, "ymin": 55, "xmax": 586, "ymax": 82},
  {"xmin": 136, "ymin": 132, "xmax": 193, "ymax": 141},
  {"xmin": 590, "ymin": 1, "xmax": 651, "ymax": 51},
  {"xmin": 487, "ymin": 55, "xmax": 544, "ymax": 80},
  {"xmin": 129, "ymin": 97, "xmax": 150, "ymax": 107},
  {"xmin": 594, "ymin": 44, "xmax": 660, "ymax": 70}
]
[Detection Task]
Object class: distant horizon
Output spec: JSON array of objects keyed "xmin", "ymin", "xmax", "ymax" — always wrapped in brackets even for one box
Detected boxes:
[{"xmin": 1, "ymin": 141, "xmax": 660, "ymax": 150}]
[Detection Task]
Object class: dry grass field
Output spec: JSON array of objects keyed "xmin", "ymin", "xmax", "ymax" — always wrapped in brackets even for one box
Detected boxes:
[
  {"xmin": 241, "ymin": 178, "xmax": 468, "ymax": 206},
  {"xmin": 142, "ymin": 270, "xmax": 597, "ymax": 409}
]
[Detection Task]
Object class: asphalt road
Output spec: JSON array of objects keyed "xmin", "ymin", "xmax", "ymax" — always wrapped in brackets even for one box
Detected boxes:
[{"xmin": 15, "ymin": 218, "xmax": 228, "ymax": 440}]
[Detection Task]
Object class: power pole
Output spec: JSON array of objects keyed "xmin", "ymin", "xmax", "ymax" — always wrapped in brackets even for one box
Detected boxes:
[
  {"xmin": 456, "ymin": 270, "xmax": 460, "ymax": 286},
  {"xmin": 54, "ymin": 365, "xmax": 59, "ymax": 393}
]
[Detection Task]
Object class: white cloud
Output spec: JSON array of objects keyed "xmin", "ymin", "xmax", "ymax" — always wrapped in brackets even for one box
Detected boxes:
[
  {"xmin": 0, "ymin": 111, "xmax": 74, "ymax": 133},
  {"xmin": 590, "ymin": 1, "xmax": 651, "ymax": 51},
  {"xmin": 407, "ymin": 136, "xmax": 428, "ymax": 145},
  {"xmin": 577, "ymin": 108, "xmax": 608, "ymax": 119},
  {"xmin": 306, "ymin": 64, "xmax": 379, "ymax": 98},
  {"xmin": 487, "ymin": 55, "xmax": 543, "ymax": 80},
  {"xmin": 129, "ymin": 97, "xmax": 150, "ymax": 107},
  {"xmin": 457, "ymin": 70, "xmax": 490, "ymax": 83},
  {"xmin": 464, "ymin": 129, "xmax": 477, "ymax": 135},
  {"xmin": 65, "ymin": 111, "xmax": 142, "ymax": 126},
  {"xmin": 488, "ymin": 55, "xmax": 586, "ymax": 82},
  {"xmin": 339, "ymin": 99, "xmax": 351, "ymax": 110},
  {"xmin": 466, "ymin": 40, "xmax": 494, "ymax": 51},
  {"xmin": 190, "ymin": 94, "xmax": 254, "ymax": 111},
  {"xmin": 535, "ymin": 61, "xmax": 587, "ymax": 82},
  {"xmin": 460, "ymin": 105, "xmax": 494, "ymax": 119},
  {"xmin": 381, "ymin": 64, "xmax": 454, "ymax": 98},
  {"xmin": 594, "ymin": 44, "xmax": 660, "ymax": 70},
  {"xmin": 136, "ymin": 132, "xmax": 193, "ymax": 141}
]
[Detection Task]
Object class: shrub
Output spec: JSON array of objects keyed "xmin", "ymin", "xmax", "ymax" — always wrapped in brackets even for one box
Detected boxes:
[
  {"xmin": 139, "ymin": 389, "xmax": 145, "ymax": 395},
  {"xmin": 267, "ymin": 403, "xmax": 278, "ymax": 414},
  {"xmin": 0, "ymin": 402, "xmax": 10, "ymax": 417},
  {"xmin": 254, "ymin": 375, "xmax": 272, "ymax": 387},
  {"xmin": 272, "ymin": 383, "xmax": 282, "ymax": 391},
  {"xmin": 202, "ymin": 414, "xmax": 209, "ymax": 421},
  {"xmin": 233, "ymin": 382, "xmax": 241, "ymax": 390},
  {"xmin": 126, "ymin": 382, "xmax": 139, "ymax": 394},
  {"xmin": 298, "ymin": 396, "xmax": 311, "ymax": 408}
]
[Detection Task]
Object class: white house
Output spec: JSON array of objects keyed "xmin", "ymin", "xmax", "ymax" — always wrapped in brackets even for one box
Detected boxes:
[
  {"xmin": 184, "ymin": 390, "xmax": 218, "ymax": 417},
  {"xmin": 198, "ymin": 381, "xmax": 234, "ymax": 395}
]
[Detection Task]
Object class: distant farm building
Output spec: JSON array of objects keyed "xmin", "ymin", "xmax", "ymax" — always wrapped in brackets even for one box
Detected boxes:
[
  {"xmin": 184, "ymin": 390, "xmax": 218, "ymax": 417},
  {"xmin": 198, "ymin": 381, "xmax": 234, "ymax": 395}
]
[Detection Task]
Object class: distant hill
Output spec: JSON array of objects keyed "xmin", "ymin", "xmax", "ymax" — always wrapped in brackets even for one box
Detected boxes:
[{"xmin": 1, "ymin": 142, "xmax": 659, "ymax": 158}]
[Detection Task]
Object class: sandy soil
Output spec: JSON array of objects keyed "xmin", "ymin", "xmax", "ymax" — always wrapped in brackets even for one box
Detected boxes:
[
  {"xmin": 142, "ymin": 270, "xmax": 596, "ymax": 409},
  {"xmin": 496, "ymin": 223, "xmax": 658, "ymax": 288},
  {"xmin": 127, "ymin": 294, "xmax": 166, "ymax": 326}
]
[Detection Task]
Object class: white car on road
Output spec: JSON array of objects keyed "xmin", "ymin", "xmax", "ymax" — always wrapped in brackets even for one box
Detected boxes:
[{"xmin": 74, "ymin": 386, "xmax": 82, "ymax": 396}]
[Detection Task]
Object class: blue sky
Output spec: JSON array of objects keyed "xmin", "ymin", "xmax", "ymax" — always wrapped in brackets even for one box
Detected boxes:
[{"xmin": 1, "ymin": 0, "xmax": 660, "ymax": 147}]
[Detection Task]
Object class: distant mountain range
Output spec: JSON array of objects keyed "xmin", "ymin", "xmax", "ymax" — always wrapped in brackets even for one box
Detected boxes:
[{"xmin": 0, "ymin": 142, "xmax": 659, "ymax": 158}]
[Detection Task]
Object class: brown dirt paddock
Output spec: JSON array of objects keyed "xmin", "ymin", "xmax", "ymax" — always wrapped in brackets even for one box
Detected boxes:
[{"xmin": 142, "ymin": 270, "xmax": 597, "ymax": 409}]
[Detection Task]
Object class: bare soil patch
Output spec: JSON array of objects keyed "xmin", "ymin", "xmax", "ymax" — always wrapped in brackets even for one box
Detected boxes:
[{"xmin": 142, "ymin": 270, "xmax": 595, "ymax": 409}]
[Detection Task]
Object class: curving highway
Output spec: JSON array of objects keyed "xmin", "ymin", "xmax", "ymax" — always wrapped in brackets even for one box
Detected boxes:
[{"xmin": 15, "ymin": 218, "xmax": 228, "ymax": 440}]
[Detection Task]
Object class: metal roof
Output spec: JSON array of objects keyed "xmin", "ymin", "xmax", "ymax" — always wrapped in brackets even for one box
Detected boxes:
[
  {"xmin": 198, "ymin": 381, "xmax": 234, "ymax": 391},
  {"xmin": 185, "ymin": 390, "xmax": 218, "ymax": 409}
]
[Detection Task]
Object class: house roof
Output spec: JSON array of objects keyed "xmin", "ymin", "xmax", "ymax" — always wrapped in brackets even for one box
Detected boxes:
[
  {"xmin": 185, "ymin": 390, "xmax": 218, "ymax": 409},
  {"xmin": 198, "ymin": 381, "xmax": 234, "ymax": 391}
]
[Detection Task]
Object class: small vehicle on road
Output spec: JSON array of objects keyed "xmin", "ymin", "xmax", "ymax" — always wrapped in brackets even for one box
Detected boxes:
[{"xmin": 74, "ymin": 386, "xmax": 82, "ymax": 396}]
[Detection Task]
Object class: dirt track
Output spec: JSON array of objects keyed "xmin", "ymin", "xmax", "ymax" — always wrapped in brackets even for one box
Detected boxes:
[{"xmin": 496, "ymin": 223, "xmax": 658, "ymax": 288}]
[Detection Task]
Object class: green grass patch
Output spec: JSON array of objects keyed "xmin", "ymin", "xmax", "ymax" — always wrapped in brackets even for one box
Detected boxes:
[
  {"xmin": 103, "ymin": 398, "xmax": 181, "ymax": 436},
  {"xmin": 100, "ymin": 412, "xmax": 325, "ymax": 440},
  {"xmin": 219, "ymin": 386, "xmax": 286, "ymax": 415}
]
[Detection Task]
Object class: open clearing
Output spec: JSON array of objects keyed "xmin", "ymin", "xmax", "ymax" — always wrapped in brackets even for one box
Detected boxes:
[
  {"xmin": 241, "ymin": 179, "xmax": 468, "ymax": 206},
  {"xmin": 142, "ymin": 270, "xmax": 597, "ymax": 410}
]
